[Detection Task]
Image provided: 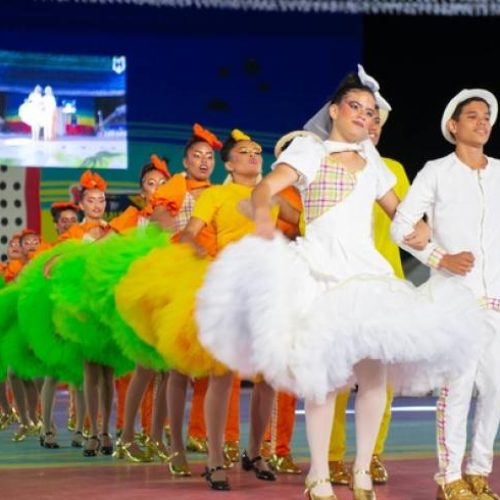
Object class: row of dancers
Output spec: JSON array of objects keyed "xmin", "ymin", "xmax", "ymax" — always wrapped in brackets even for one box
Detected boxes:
[{"xmin": 0, "ymin": 65, "xmax": 499, "ymax": 499}]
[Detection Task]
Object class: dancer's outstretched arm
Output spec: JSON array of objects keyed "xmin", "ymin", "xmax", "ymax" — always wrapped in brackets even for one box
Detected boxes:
[{"xmin": 252, "ymin": 164, "xmax": 298, "ymax": 239}]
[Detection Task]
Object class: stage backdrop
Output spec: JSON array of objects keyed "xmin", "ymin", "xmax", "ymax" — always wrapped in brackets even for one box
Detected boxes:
[
  {"xmin": 0, "ymin": 1, "xmax": 361, "ymax": 247},
  {"xmin": 1, "ymin": 0, "xmax": 499, "ymax": 252}
]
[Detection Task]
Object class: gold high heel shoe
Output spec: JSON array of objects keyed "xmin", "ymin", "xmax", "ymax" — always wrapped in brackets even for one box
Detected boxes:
[
  {"xmin": 186, "ymin": 435, "xmax": 208, "ymax": 453},
  {"xmin": 329, "ymin": 460, "xmax": 352, "ymax": 485},
  {"xmin": 0, "ymin": 412, "xmax": 14, "ymax": 430},
  {"xmin": 269, "ymin": 454, "xmax": 302, "ymax": 475},
  {"xmin": 351, "ymin": 469, "xmax": 376, "ymax": 500},
  {"xmin": 0, "ymin": 413, "xmax": 7, "ymax": 430},
  {"xmin": 0, "ymin": 410, "xmax": 18, "ymax": 430},
  {"xmin": 29, "ymin": 420, "xmax": 43, "ymax": 435},
  {"xmin": 223, "ymin": 440, "xmax": 240, "ymax": 463},
  {"xmin": 67, "ymin": 415, "xmax": 76, "ymax": 432},
  {"xmin": 168, "ymin": 451, "xmax": 192, "ymax": 477},
  {"xmin": 463, "ymin": 474, "xmax": 500, "ymax": 499},
  {"xmin": 304, "ymin": 477, "xmax": 338, "ymax": 500},
  {"xmin": 146, "ymin": 439, "xmax": 173, "ymax": 463},
  {"xmin": 12, "ymin": 424, "xmax": 30, "ymax": 442},
  {"xmin": 112, "ymin": 439, "xmax": 153, "ymax": 463},
  {"xmin": 369, "ymin": 455, "xmax": 388, "ymax": 485},
  {"xmin": 135, "ymin": 429, "xmax": 149, "ymax": 446}
]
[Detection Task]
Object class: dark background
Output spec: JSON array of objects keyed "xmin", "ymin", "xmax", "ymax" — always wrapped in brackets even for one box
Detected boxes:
[{"xmin": 364, "ymin": 14, "xmax": 499, "ymax": 175}]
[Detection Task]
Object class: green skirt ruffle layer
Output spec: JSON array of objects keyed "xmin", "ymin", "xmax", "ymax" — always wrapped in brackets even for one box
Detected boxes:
[
  {"xmin": 0, "ymin": 284, "xmax": 47, "ymax": 380},
  {"xmin": 50, "ymin": 240, "xmax": 133, "ymax": 376},
  {"xmin": 16, "ymin": 242, "xmax": 84, "ymax": 385},
  {"xmin": 84, "ymin": 224, "xmax": 172, "ymax": 371},
  {"xmin": 0, "ymin": 283, "xmax": 16, "ymax": 381}
]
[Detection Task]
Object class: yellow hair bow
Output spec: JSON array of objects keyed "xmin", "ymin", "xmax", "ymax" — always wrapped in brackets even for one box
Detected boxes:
[{"xmin": 231, "ymin": 129, "xmax": 251, "ymax": 142}]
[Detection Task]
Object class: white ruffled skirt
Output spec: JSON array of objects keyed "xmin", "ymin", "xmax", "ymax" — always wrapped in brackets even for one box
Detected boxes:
[{"xmin": 196, "ymin": 235, "xmax": 491, "ymax": 403}]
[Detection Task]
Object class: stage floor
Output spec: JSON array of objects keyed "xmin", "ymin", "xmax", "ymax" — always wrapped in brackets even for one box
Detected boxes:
[{"xmin": 0, "ymin": 388, "xmax": 498, "ymax": 499}]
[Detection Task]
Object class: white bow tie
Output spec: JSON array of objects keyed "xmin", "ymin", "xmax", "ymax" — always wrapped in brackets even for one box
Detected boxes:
[{"xmin": 324, "ymin": 140, "xmax": 366, "ymax": 158}]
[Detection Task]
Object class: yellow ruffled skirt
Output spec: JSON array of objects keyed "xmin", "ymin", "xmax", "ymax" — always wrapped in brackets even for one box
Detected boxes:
[{"xmin": 115, "ymin": 243, "xmax": 228, "ymax": 377}]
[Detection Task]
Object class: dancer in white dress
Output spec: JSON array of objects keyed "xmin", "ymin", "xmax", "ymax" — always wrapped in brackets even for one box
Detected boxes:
[
  {"xmin": 42, "ymin": 86, "xmax": 57, "ymax": 141},
  {"xmin": 196, "ymin": 72, "xmax": 488, "ymax": 499},
  {"xmin": 19, "ymin": 85, "xmax": 44, "ymax": 141}
]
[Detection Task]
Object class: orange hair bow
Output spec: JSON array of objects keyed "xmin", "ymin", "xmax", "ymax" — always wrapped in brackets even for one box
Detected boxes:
[
  {"xmin": 193, "ymin": 123, "xmax": 223, "ymax": 150},
  {"xmin": 80, "ymin": 170, "xmax": 108, "ymax": 191},
  {"xmin": 51, "ymin": 201, "xmax": 80, "ymax": 212},
  {"xmin": 150, "ymin": 154, "xmax": 171, "ymax": 178},
  {"xmin": 19, "ymin": 228, "xmax": 39, "ymax": 238}
]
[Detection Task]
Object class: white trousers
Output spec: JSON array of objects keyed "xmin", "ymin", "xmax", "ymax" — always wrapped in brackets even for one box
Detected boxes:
[{"xmin": 436, "ymin": 310, "xmax": 500, "ymax": 483}]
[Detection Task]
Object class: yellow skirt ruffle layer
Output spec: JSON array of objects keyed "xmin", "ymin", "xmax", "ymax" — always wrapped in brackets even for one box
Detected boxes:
[{"xmin": 115, "ymin": 243, "xmax": 228, "ymax": 377}]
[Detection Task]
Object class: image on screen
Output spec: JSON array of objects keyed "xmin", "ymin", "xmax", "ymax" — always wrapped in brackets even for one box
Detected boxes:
[{"xmin": 0, "ymin": 49, "xmax": 127, "ymax": 169}]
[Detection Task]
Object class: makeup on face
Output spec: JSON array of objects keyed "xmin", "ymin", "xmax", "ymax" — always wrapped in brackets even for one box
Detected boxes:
[
  {"xmin": 141, "ymin": 169, "xmax": 168, "ymax": 201},
  {"xmin": 233, "ymin": 142, "xmax": 262, "ymax": 156},
  {"xmin": 21, "ymin": 234, "xmax": 40, "ymax": 254},
  {"xmin": 336, "ymin": 89, "xmax": 378, "ymax": 129},
  {"xmin": 184, "ymin": 141, "xmax": 215, "ymax": 179},
  {"xmin": 56, "ymin": 210, "xmax": 79, "ymax": 234},
  {"xmin": 331, "ymin": 90, "xmax": 376, "ymax": 142},
  {"xmin": 7, "ymin": 238, "xmax": 22, "ymax": 259},
  {"xmin": 80, "ymin": 189, "xmax": 106, "ymax": 219}
]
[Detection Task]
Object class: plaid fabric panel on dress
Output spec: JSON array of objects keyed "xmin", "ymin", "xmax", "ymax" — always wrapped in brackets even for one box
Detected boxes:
[
  {"xmin": 303, "ymin": 155, "xmax": 357, "ymax": 224},
  {"xmin": 174, "ymin": 191, "xmax": 195, "ymax": 232}
]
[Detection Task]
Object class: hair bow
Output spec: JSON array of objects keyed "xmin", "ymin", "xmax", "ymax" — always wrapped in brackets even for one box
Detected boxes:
[
  {"xmin": 150, "ymin": 154, "xmax": 171, "ymax": 178},
  {"xmin": 51, "ymin": 201, "xmax": 80, "ymax": 212},
  {"xmin": 357, "ymin": 64, "xmax": 392, "ymax": 112},
  {"xmin": 80, "ymin": 170, "xmax": 108, "ymax": 191},
  {"xmin": 19, "ymin": 228, "xmax": 38, "ymax": 238},
  {"xmin": 193, "ymin": 123, "xmax": 223, "ymax": 150},
  {"xmin": 230, "ymin": 129, "xmax": 251, "ymax": 142}
]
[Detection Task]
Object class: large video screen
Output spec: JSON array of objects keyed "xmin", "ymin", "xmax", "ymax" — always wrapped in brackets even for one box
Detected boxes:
[{"xmin": 0, "ymin": 49, "xmax": 127, "ymax": 169}]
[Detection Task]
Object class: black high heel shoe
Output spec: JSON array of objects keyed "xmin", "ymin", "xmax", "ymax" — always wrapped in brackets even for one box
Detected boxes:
[
  {"xmin": 71, "ymin": 431, "xmax": 84, "ymax": 448},
  {"xmin": 241, "ymin": 450, "xmax": 276, "ymax": 481},
  {"xmin": 41, "ymin": 431, "xmax": 60, "ymax": 449},
  {"xmin": 202, "ymin": 466, "xmax": 231, "ymax": 491},
  {"xmin": 83, "ymin": 435, "xmax": 101, "ymax": 457},
  {"xmin": 100, "ymin": 433, "xmax": 114, "ymax": 455}
]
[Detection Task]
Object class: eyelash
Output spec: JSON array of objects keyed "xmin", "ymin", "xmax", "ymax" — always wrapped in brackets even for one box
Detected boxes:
[{"xmin": 348, "ymin": 101, "xmax": 375, "ymax": 117}]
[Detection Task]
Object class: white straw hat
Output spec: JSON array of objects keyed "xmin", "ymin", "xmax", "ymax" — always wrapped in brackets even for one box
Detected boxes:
[
  {"xmin": 441, "ymin": 89, "xmax": 498, "ymax": 144},
  {"xmin": 274, "ymin": 130, "xmax": 322, "ymax": 158}
]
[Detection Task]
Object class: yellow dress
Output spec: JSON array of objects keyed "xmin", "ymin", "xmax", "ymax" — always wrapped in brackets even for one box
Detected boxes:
[
  {"xmin": 372, "ymin": 157, "xmax": 410, "ymax": 279},
  {"xmin": 115, "ymin": 183, "xmax": 278, "ymax": 377}
]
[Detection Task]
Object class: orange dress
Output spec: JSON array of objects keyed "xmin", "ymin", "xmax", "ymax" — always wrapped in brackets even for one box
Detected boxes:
[
  {"xmin": 58, "ymin": 220, "xmax": 109, "ymax": 242},
  {"xmin": 108, "ymin": 205, "xmax": 156, "ymax": 434},
  {"xmin": 3, "ymin": 258, "xmax": 25, "ymax": 283},
  {"xmin": 151, "ymin": 173, "xmax": 217, "ymax": 256}
]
